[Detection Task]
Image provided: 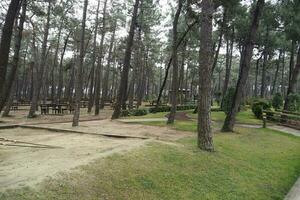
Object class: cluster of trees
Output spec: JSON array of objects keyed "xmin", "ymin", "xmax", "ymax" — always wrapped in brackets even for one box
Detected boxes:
[{"xmin": 0, "ymin": 0, "xmax": 299, "ymax": 151}]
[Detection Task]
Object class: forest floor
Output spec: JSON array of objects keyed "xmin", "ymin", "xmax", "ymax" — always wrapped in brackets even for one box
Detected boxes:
[{"xmin": 0, "ymin": 108, "xmax": 299, "ymax": 199}]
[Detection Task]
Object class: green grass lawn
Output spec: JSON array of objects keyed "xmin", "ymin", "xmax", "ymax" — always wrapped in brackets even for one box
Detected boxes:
[
  {"xmin": 2, "ymin": 128, "xmax": 299, "ymax": 200},
  {"xmin": 188, "ymin": 109, "xmax": 262, "ymax": 125},
  {"xmin": 126, "ymin": 109, "xmax": 262, "ymax": 125}
]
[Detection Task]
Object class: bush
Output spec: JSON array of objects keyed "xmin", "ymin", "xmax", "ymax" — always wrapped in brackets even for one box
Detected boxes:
[
  {"xmin": 251, "ymin": 99, "xmax": 271, "ymax": 119},
  {"xmin": 221, "ymin": 87, "xmax": 235, "ymax": 114},
  {"xmin": 120, "ymin": 110, "xmax": 130, "ymax": 117},
  {"xmin": 149, "ymin": 104, "xmax": 197, "ymax": 113},
  {"xmin": 272, "ymin": 93, "xmax": 283, "ymax": 110},
  {"xmin": 149, "ymin": 106, "xmax": 170, "ymax": 113},
  {"xmin": 130, "ymin": 108, "xmax": 148, "ymax": 116},
  {"xmin": 286, "ymin": 93, "xmax": 300, "ymax": 112}
]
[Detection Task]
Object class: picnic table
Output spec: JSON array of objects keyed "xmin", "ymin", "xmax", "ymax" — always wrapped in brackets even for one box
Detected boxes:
[{"xmin": 40, "ymin": 103, "xmax": 73, "ymax": 115}]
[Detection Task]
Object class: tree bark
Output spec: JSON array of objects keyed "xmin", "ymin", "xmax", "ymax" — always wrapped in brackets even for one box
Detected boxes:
[
  {"xmin": 167, "ymin": 0, "xmax": 183, "ymax": 124},
  {"xmin": 222, "ymin": 0, "xmax": 264, "ymax": 132},
  {"xmin": 221, "ymin": 28, "xmax": 234, "ymax": 107},
  {"xmin": 57, "ymin": 31, "xmax": 71, "ymax": 101},
  {"xmin": 260, "ymin": 50, "xmax": 268, "ymax": 98},
  {"xmin": 100, "ymin": 21, "xmax": 116, "ymax": 109},
  {"xmin": 155, "ymin": 20, "xmax": 197, "ymax": 108},
  {"xmin": 0, "ymin": 0, "xmax": 21, "ymax": 101},
  {"xmin": 283, "ymin": 47, "xmax": 300, "ymax": 110},
  {"xmin": 0, "ymin": 0, "xmax": 26, "ymax": 113},
  {"xmin": 197, "ymin": 0, "xmax": 214, "ymax": 151},
  {"xmin": 271, "ymin": 51, "xmax": 282, "ymax": 95},
  {"xmin": 94, "ymin": 0, "xmax": 108, "ymax": 115},
  {"xmin": 72, "ymin": 0, "xmax": 88, "ymax": 126},
  {"xmin": 254, "ymin": 57, "xmax": 260, "ymax": 97},
  {"xmin": 87, "ymin": 0, "xmax": 101, "ymax": 113},
  {"xmin": 111, "ymin": 0, "xmax": 140, "ymax": 119},
  {"xmin": 211, "ymin": 10, "xmax": 226, "ymax": 74},
  {"xmin": 28, "ymin": 2, "xmax": 51, "ymax": 118}
]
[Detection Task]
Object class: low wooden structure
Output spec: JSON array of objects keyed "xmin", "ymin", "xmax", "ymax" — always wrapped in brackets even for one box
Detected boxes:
[{"xmin": 263, "ymin": 110, "xmax": 300, "ymax": 130}]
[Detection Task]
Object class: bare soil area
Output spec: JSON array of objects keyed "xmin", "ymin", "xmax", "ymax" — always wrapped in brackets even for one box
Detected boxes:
[
  {"xmin": 23, "ymin": 119, "xmax": 191, "ymax": 141},
  {"xmin": 0, "ymin": 107, "xmax": 112, "ymax": 126},
  {"xmin": 0, "ymin": 119, "xmax": 190, "ymax": 191},
  {"xmin": 0, "ymin": 127, "xmax": 147, "ymax": 190}
]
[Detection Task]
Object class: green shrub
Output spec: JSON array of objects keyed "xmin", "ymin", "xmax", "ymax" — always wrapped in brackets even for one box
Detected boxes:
[
  {"xmin": 272, "ymin": 93, "xmax": 283, "ymax": 110},
  {"xmin": 221, "ymin": 87, "xmax": 235, "ymax": 114},
  {"xmin": 120, "ymin": 110, "xmax": 130, "ymax": 117},
  {"xmin": 286, "ymin": 93, "xmax": 300, "ymax": 112},
  {"xmin": 149, "ymin": 106, "xmax": 171, "ymax": 113},
  {"xmin": 251, "ymin": 99, "xmax": 271, "ymax": 119},
  {"xmin": 130, "ymin": 108, "xmax": 148, "ymax": 116},
  {"xmin": 149, "ymin": 104, "xmax": 197, "ymax": 113}
]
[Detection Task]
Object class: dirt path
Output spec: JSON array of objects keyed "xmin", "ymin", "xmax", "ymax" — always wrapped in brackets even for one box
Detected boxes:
[
  {"xmin": 285, "ymin": 177, "xmax": 300, "ymax": 200},
  {"xmin": 269, "ymin": 125, "xmax": 300, "ymax": 137},
  {"xmin": 0, "ymin": 119, "xmax": 191, "ymax": 191}
]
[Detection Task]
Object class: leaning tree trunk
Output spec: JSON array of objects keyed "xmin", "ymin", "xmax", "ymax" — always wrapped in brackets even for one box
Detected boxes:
[
  {"xmin": 197, "ymin": 0, "xmax": 214, "ymax": 151},
  {"xmin": 283, "ymin": 47, "xmax": 300, "ymax": 111},
  {"xmin": 0, "ymin": 0, "xmax": 21, "ymax": 107},
  {"xmin": 167, "ymin": 0, "xmax": 183, "ymax": 124},
  {"xmin": 28, "ymin": 2, "xmax": 51, "ymax": 118},
  {"xmin": 72, "ymin": 0, "xmax": 88, "ymax": 126},
  {"xmin": 155, "ymin": 20, "xmax": 197, "ymax": 108},
  {"xmin": 111, "ymin": 0, "xmax": 140, "ymax": 119},
  {"xmin": 222, "ymin": 0, "xmax": 264, "ymax": 132},
  {"xmin": 0, "ymin": 0, "xmax": 26, "ymax": 113}
]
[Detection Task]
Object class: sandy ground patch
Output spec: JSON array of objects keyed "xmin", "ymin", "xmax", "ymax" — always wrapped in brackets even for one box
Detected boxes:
[
  {"xmin": 0, "ymin": 119, "xmax": 190, "ymax": 191},
  {"xmin": 24, "ymin": 119, "xmax": 191, "ymax": 141},
  {"xmin": 0, "ymin": 128, "xmax": 147, "ymax": 191},
  {"xmin": 0, "ymin": 107, "xmax": 113, "ymax": 126}
]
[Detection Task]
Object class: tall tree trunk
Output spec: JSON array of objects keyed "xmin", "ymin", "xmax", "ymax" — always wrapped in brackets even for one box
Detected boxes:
[
  {"xmin": 57, "ymin": 31, "xmax": 70, "ymax": 101},
  {"xmin": 167, "ymin": 0, "xmax": 183, "ymax": 124},
  {"xmin": 283, "ymin": 47, "xmax": 300, "ymax": 110},
  {"xmin": 179, "ymin": 41, "xmax": 187, "ymax": 104},
  {"xmin": 111, "ymin": 0, "xmax": 140, "ymax": 119},
  {"xmin": 100, "ymin": 21, "xmax": 116, "ymax": 109},
  {"xmin": 197, "ymin": 0, "xmax": 214, "ymax": 151},
  {"xmin": 222, "ymin": 0, "xmax": 264, "ymax": 132},
  {"xmin": 155, "ymin": 20, "xmax": 197, "ymax": 108},
  {"xmin": 2, "ymin": 81, "xmax": 17, "ymax": 117},
  {"xmin": 254, "ymin": 57, "xmax": 260, "ymax": 97},
  {"xmin": 281, "ymin": 51, "xmax": 286, "ymax": 96},
  {"xmin": 0, "ymin": 0, "xmax": 26, "ymax": 113},
  {"xmin": 94, "ymin": 0, "xmax": 108, "ymax": 115},
  {"xmin": 260, "ymin": 49, "xmax": 268, "ymax": 98},
  {"xmin": 87, "ymin": 0, "xmax": 101, "ymax": 113},
  {"xmin": 0, "ymin": 0, "xmax": 21, "ymax": 101},
  {"xmin": 72, "ymin": 0, "xmax": 88, "ymax": 126},
  {"xmin": 211, "ymin": 10, "xmax": 226, "ymax": 74},
  {"xmin": 271, "ymin": 51, "xmax": 282, "ymax": 95},
  {"xmin": 28, "ymin": 2, "xmax": 51, "ymax": 118},
  {"xmin": 288, "ymin": 40, "xmax": 295, "ymax": 84},
  {"xmin": 221, "ymin": 29, "xmax": 234, "ymax": 107}
]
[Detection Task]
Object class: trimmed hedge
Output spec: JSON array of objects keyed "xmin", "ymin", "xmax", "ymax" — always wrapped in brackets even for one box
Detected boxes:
[
  {"xmin": 131, "ymin": 108, "xmax": 148, "ymax": 116},
  {"xmin": 149, "ymin": 105, "xmax": 197, "ymax": 113},
  {"xmin": 251, "ymin": 99, "xmax": 271, "ymax": 119},
  {"xmin": 120, "ymin": 109, "xmax": 148, "ymax": 117}
]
